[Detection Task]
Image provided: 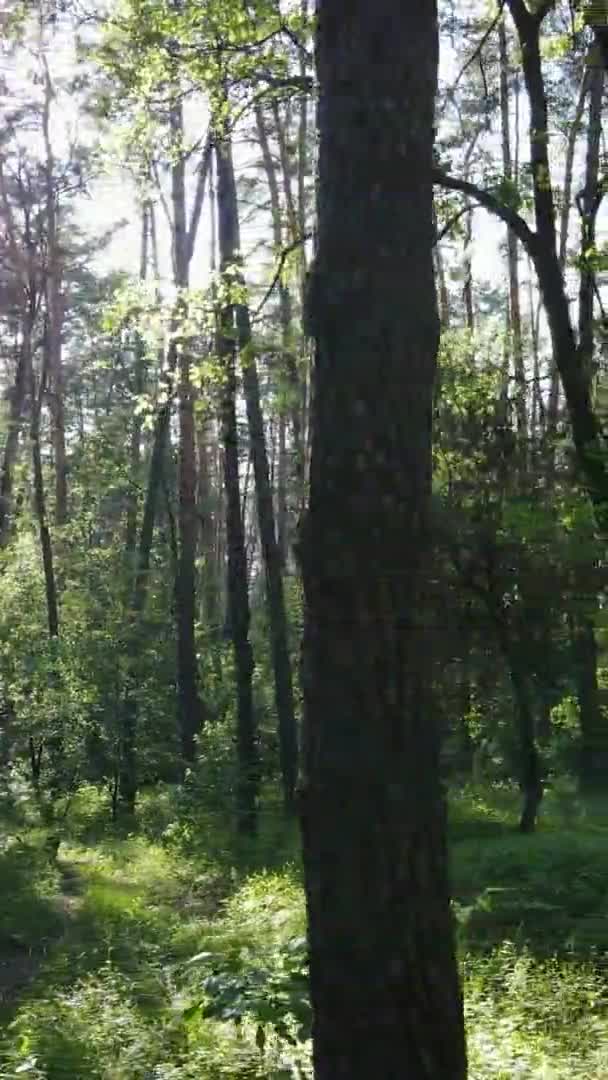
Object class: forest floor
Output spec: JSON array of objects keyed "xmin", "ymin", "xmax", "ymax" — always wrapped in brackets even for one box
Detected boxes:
[{"xmin": 1, "ymin": 782, "xmax": 608, "ymax": 1078}]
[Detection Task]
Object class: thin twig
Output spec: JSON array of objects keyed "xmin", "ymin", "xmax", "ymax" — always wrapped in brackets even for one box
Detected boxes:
[{"xmin": 252, "ymin": 232, "xmax": 313, "ymax": 319}]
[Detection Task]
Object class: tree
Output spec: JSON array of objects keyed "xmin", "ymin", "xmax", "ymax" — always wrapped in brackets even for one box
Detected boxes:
[
  {"xmin": 435, "ymin": 3, "xmax": 608, "ymax": 531},
  {"xmin": 298, "ymin": 2, "xmax": 467, "ymax": 1075},
  {"xmin": 216, "ymin": 127, "xmax": 298, "ymax": 813}
]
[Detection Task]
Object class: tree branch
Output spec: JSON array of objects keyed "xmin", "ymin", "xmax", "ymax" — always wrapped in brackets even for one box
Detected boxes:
[
  {"xmin": 252, "ymin": 232, "xmax": 312, "ymax": 320},
  {"xmin": 432, "ymin": 168, "xmax": 539, "ymax": 259},
  {"xmin": 433, "ymin": 205, "xmax": 472, "ymax": 245},
  {"xmin": 446, "ymin": 2, "xmax": 505, "ymax": 98}
]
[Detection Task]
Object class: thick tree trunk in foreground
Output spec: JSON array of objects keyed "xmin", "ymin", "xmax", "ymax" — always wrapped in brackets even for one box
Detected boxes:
[{"xmin": 299, "ymin": 3, "xmax": 467, "ymax": 1076}]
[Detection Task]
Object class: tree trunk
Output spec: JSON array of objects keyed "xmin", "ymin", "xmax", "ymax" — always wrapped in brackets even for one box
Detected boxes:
[
  {"xmin": 499, "ymin": 18, "xmax": 527, "ymax": 451},
  {"xmin": 463, "ymin": 205, "xmax": 474, "ymax": 333},
  {"xmin": 505, "ymin": 0, "xmax": 608, "ymax": 528},
  {"xmin": 171, "ymin": 96, "xmax": 204, "ymax": 764},
  {"xmin": 197, "ymin": 411, "xmax": 221, "ymax": 634},
  {"xmin": 255, "ymin": 104, "xmax": 304, "ymax": 526},
  {"xmin": 577, "ymin": 54, "xmax": 604, "ymax": 382},
  {"xmin": 299, "ymin": 4, "xmax": 467, "ymax": 1076},
  {"xmin": 548, "ymin": 62, "xmax": 590, "ymax": 434},
  {"xmin": 42, "ymin": 60, "xmax": 68, "ymax": 526},
  {"xmin": 0, "ymin": 334, "xmax": 29, "ymax": 547},
  {"xmin": 217, "ymin": 133, "xmax": 299, "ymax": 813},
  {"xmin": 277, "ymin": 412, "xmax": 288, "ymax": 565},
  {"xmin": 29, "ymin": 316, "xmax": 59, "ymax": 640},
  {"xmin": 572, "ymin": 612, "xmax": 608, "ymax": 793},
  {"xmin": 433, "ymin": 213, "xmax": 451, "ymax": 330},
  {"xmin": 215, "ymin": 146, "xmax": 257, "ymax": 835},
  {"xmin": 509, "ymin": 664, "xmax": 543, "ymax": 833},
  {"xmin": 125, "ymin": 203, "xmax": 150, "ymax": 557}
]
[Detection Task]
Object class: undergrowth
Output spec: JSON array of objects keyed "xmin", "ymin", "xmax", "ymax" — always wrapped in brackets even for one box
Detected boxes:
[{"xmin": 1, "ymin": 782, "xmax": 608, "ymax": 1077}]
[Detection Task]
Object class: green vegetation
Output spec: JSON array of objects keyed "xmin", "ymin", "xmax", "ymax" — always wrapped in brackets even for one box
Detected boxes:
[{"xmin": 1, "ymin": 785, "xmax": 608, "ymax": 1078}]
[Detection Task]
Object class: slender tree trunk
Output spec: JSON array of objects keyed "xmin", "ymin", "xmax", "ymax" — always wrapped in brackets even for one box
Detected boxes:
[
  {"xmin": 299, "ymin": 4, "xmax": 466, "ymax": 1075},
  {"xmin": 29, "ymin": 314, "xmax": 59, "ymax": 640},
  {"xmin": 572, "ymin": 612, "xmax": 608, "ymax": 792},
  {"xmin": 499, "ymin": 18, "xmax": 527, "ymax": 450},
  {"xmin": 42, "ymin": 60, "xmax": 68, "ymax": 526},
  {"xmin": 577, "ymin": 55, "xmax": 604, "ymax": 382},
  {"xmin": 197, "ymin": 411, "xmax": 221, "ymax": 634},
  {"xmin": 217, "ymin": 133, "xmax": 298, "ymax": 812},
  {"xmin": 509, "ymin": 661, "xmax": 543, "ymax": 833},
  {"xmin": 215, "ymin": 155, "xmax": 257, "ymax": 834},
  {"xmin": 171, "ymin": 96, "xmax": 204, "ymax": 764},
  {"xmin": 463, "ymin": 206, "xmax": 474, "ymax": 333},
  {"xmin": 433, "ymin": 218, "xmax": 451, "ymax": 330},
  {"xmin": 548, "ymin": 63, "xmax": 590, "ymax": 433},
  {"xmin": 125, "ymin": 204, "xmax": 150, "ymax": 556},
  {"xmin": 118, "ymin": 353, "xmax": 175, "ymax": 813},
  {"xmin": 277, "ymin": 412, "xmax": 288, "ymax": 565},
  {"xmin": 505, "ymin": 0, "xmax": 608, "ymax": 527},
  {"xmin": 271, "ymin": 100, "xmax": 299, "ymax": 245},
  {"xmin": 0, "ymin": 334, "xmax": 29, "ymax": 547},
  {"xmin": 255, "ymin": 104, "xmax": 304, "ymax": 523}
]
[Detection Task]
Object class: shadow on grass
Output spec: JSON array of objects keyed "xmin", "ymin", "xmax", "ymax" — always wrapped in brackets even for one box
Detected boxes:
[{"xmin": 450, "ymin": 790, "xmax": 608, "ymax": 964}]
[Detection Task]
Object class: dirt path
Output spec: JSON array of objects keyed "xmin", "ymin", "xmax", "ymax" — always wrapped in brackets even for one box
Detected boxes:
[{"xmin": 0, "ymin": 856, "xmax": 84, "ymax": 1010}]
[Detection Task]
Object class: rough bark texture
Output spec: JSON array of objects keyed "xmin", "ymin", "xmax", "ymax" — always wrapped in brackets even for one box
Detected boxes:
[{"xmin": 299, "ymin": 3, "xmax": 467, "ymax": 1076}]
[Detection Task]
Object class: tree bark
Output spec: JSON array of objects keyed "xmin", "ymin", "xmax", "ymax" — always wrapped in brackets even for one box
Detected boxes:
[
  {"xmin": 548, "ymin": 62, "xmax": 590, "ymax": 433},
  {"xmin": 118, "ymin": 375, "xmax": 175, "ymax": 813},
  {"xmin": 0, "ymin": 333, "xmax": 29, "ymax": 547},
  {"xmin": 255, "ymin": 104, "xmax": 304, "ymax": 524},
  {"xmin": 215, "ymin": 140, "xmax": 258, "ymax": 835},
  {"xmin": 42, "ymin": 59, "xmax": 68, "ymax": 526},
  {"xmin": 509, "ymin": 661, "xmax": 543, "ymax": 833},
  {"xmin": 216, "ymin": 133, "xmax": 298, "ymax": 813},
  {"xmin": 299, "ymin": 3, "xmax": 467, "ymax": 1076},
  {"xmin": 499, "ymin": 18, "xmax": 527, "ymax": 450},
  {"xmin": 29, "ymin": 313, "xmax": 59, "ymax": 640},
  {"xmin": 125, "ymin": 203, "xmax": 150, "ymax": 557},
  {"xmin": 437, "ymin": 5, "xmax": 608, "ymax": 530},
  {"xmin": 572, "ymin": 612, "xmax": 608, "ymax": 793},
  {"xmin": 171, "ymin": 96, "xmax": 205, "ymax": 764},
  {"xmin": 196, "ymin": 410, "xmax": 221, "ymax": 634},
  {"xmin": 577, "ymin": 54, "xmax": 604, "ymax": 382}
]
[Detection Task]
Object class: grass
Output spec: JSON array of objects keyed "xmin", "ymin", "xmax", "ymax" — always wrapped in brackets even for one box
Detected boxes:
[{"xmin": 1, "ymin": 781, "xmax": 608, "ymax": 1077}]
